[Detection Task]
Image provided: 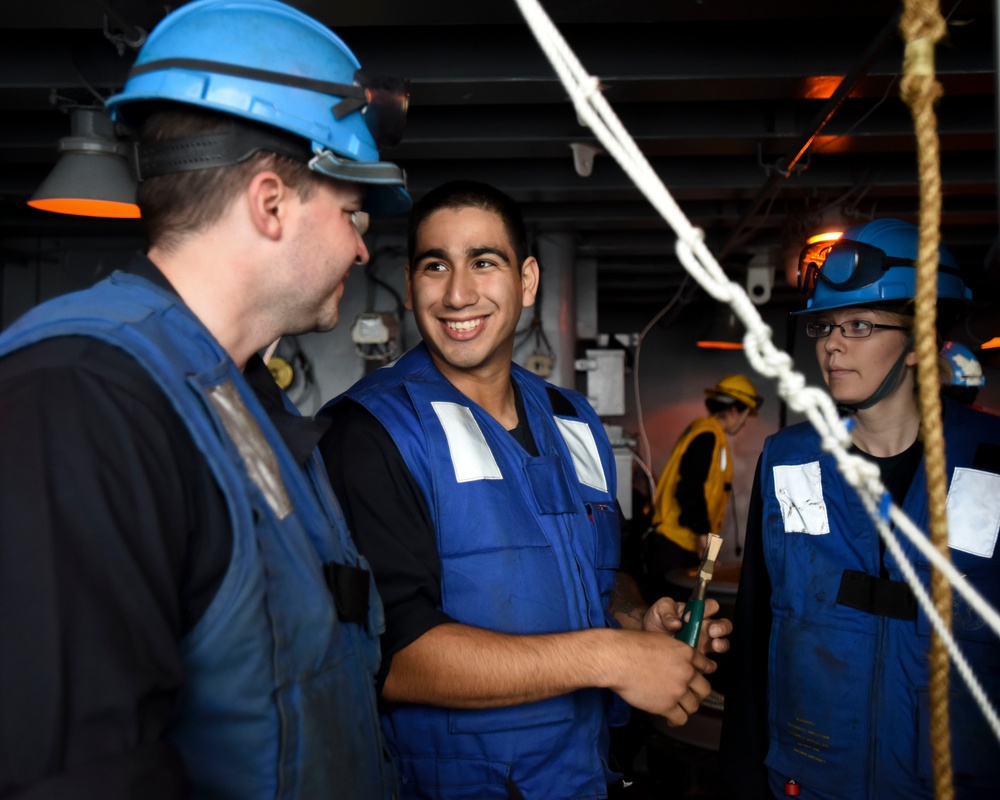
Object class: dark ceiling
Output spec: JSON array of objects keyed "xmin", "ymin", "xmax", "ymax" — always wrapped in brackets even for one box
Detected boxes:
[{"xmin": 1, "ymin": 0, "xmax": 997, "ymax": 321}]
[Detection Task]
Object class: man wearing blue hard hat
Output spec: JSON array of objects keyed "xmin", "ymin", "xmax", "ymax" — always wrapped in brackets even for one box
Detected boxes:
[
  {"xmin": 721, "ymin": 219, "xmax": 1000, "ymax": 799},
  {"xmin": 0, "ymin": 1, "xmax": 409, "ymax": 797}
]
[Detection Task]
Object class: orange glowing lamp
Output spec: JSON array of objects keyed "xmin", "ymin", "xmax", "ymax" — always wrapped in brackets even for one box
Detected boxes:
[{"xmin": 28, "ymin": 107, "xmax": 140, "ymax": 219}]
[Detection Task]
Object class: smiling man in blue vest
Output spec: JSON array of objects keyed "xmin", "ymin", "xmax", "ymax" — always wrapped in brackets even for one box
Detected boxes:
[{"xmin": 319, "ymin": 180, "xmax": 732, "ymax": 799}]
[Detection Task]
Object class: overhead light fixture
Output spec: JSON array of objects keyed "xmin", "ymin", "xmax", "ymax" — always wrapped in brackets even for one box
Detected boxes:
[
  {"xmin": 570, "ymin": 142, "xmax": 601, "ymax": 177},
  {"xmin": 697, "ymin": 310, "xmax": 744, "ymax": 350},
  {"xmin": 806, "ymin": 230, "xmax": 844, "ymax": 246},
  {"xmin": 28, "ymin": 106, "xmax": 140, "ymax": 219},
  {"xmin": 786, "ymin": 228, "xmax": 843, "ymax": 287}
]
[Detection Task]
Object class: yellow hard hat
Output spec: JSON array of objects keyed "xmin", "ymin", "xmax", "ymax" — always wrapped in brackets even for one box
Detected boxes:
[{"xmin": 705, "ymin": 374, "xmax": 763, "ymax": 414}]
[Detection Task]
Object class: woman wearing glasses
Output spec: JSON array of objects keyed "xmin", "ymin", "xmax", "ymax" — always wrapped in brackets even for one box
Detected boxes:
[{"xmin": 720, "ymin": 218, "xmax": 1000, "ymax": 799}]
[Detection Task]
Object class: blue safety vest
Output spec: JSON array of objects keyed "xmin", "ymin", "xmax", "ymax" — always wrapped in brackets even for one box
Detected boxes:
[
  {"xmin": 0, "ymin": 270, "xmax": 394, "ymax": 799},
  {"xmin": 338, "ymin": 342, "xmax": 622, "ymax": 799},
  {"xmin": 760, "ymin": 400, "xmax": 1000, "ymax": 799}
]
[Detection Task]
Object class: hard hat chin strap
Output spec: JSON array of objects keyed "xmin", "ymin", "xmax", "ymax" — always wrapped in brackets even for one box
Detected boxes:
[{"xmin": 839, "ymin": 334, "xmax": 915, "ymax": 414}]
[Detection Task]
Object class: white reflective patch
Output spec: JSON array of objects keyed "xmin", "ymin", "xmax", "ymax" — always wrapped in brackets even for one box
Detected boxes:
[
  {"xmin": 207, "ymin": 381, "xmax": 292, "ymax": 520},
  {"xmin": 720, "ymin": 446, "xmax": 728, "ymax": 473},
  {"xmin": 554, "ymin": 417, "xmax": 607, "ymax": 492},
  {"xmin": 431, "ymin": 402, "xmax": 503, "ymax": 483},
  {"xmin": 773, "ymin": 461, "xmax": 829, "ymax": 535},
  {"xmin": 946, "ymin": 467, "xmax": 1000, "ymax": 558}
]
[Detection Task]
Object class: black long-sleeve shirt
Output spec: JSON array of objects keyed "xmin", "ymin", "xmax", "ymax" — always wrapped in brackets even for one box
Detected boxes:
[{"xmin": 319, "ymin": 391, "xmax": 628, "ymax": 695}]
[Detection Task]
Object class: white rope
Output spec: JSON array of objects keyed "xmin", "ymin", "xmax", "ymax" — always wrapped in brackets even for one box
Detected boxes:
[{"xmin": 512, "ymin": 0, "xmax": 1000, "ymax": 743}]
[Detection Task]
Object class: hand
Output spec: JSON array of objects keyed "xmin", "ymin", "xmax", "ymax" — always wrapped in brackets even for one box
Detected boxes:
[
  {"xmin": 604, "ymin": 628, "xmax": 715, "ymax": 727},
  {"xmin": 696, "ymin": 598, "xmax": 733, "ymax": 655},
  {"xmin": 642, "ymin": 597, "xmax": 732, "ymax": 655},
  {"xmin": 639, "ymin": 596, "xmax": 683, "ymax": 635}
]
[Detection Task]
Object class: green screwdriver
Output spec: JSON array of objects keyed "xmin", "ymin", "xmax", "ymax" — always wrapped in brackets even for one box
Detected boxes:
[{"xmin": 676, "ymin": 533, "xmax": 723, "ymax": 648}]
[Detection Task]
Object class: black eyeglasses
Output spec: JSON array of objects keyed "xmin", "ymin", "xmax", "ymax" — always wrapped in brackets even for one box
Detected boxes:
[
  {"xmin": 351, "ymin": 211, "xmax": 370, "ymax": 236},
  {"xmin": 805, "ymin": 319, "xmax": 909, "ymax": 339}
]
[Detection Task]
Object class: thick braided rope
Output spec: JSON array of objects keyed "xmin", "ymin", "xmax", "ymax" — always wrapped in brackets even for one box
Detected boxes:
[{"xmin": 900, "ymin": 2, "xmax": 953, "ymax": 796}]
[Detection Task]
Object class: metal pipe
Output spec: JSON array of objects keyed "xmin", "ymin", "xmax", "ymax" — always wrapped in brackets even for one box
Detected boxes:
[
  {"xmin": 95, "ymin": 0, "xmax": 147, "ymax": 50},
  {"xmin": 719, "ymin": 7, "xmax": 904, "ymax": 260}
]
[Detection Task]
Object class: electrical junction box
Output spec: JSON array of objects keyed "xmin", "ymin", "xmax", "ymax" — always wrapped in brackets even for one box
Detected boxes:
[
  {"xmin": 524, "ymin": 352, "xmax": 554, "ymax": 378},
  {"xmin": 575, "ymin": 348, "xmax": 625, "ymax": 417},
  {"xmin": 351, "ymin": 312, "xmax": 393, "ymax": 345}
]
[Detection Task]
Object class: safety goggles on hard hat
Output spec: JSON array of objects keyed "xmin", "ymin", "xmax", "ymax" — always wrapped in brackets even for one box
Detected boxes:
[
  {"xmin": 349, "ymin": 72, "xmax": 409, "ymax": 150},
  {"xmin": 797, "ymin": 238, "xmax": 967, "ymax": 299},
  {"xmin": 797, "ymin": 239, "xmax": 918, "ymax": 297},
  {"xmin": 126, "ymin": 58, "xmax": 409, "ymax": 150}
]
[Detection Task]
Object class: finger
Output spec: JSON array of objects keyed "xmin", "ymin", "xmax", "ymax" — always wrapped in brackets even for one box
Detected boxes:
[
  {"xmin": 692, "ymin": 651, "xmax": 717, "ymax": 675},
  {"xmin": 679, "ymin": 688, "xmax": 702, "ymax": 717},
  {"xmin": 653, "ymin": 596, "xmax": 681, "ymax": 618},
  {"xmin": 651, "ymin": 600, "xmax": 682, "ymax": 632},
  {"xmin": 660, "ymin": 613, "xmax": 682, "ymax": 631},
  {"xmin": 662, "ymin": 706, "xmax": 690, "ymax": 728},
  {"xmin": 701, "ymin": 620, "xmax": 732, "ymax": 654},
  {"xmin": 690, "ymin": 672, "xmax": 713, "ymax": 701}
]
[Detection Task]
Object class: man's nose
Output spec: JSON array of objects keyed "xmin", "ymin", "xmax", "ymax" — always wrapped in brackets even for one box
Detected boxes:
[{"xmin": 443, "ymin": 267, "xmax": 477, "ymax": 307}]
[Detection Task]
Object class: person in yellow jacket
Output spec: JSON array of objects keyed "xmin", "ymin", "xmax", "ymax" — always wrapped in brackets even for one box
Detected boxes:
[{"xmin": 644, "ymin": 375, "xmax": 762, "ymax": 599}]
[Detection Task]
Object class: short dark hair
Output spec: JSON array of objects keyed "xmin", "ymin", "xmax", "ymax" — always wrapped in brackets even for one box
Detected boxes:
[
  {"xmin": 406, "ymin": 180, "xmax": 529, "ymax": 271},
  {"xmin": 136, "ymin": 105, "xmax": 318, "ymax": 252}
]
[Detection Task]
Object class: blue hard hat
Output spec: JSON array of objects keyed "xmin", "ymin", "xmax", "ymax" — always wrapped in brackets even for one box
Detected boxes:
[
  {"xmin": 941, "ymin": 341, "xmax": 985, "ymax": 388},
  {"xmin": 106, "ymin": 0, "xmax": 410, "ymax": 214},
  {"xmin": 794, "ymin": 218, "xmax": 971, "ymax": 314}
]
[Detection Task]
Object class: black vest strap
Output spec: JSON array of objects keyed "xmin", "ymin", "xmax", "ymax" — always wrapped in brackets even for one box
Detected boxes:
[
  {"xmin": 323, "ymin": 561, "xmax": 370, "ymax": 625},
  {"xmin": 836, "ymin": 569, "xmax": 917, "ymax": 620},
  {"xmin": 973, "ymin": 442, "xmax": 1000, "ymax": 474},
  {"xmin": 546, "ymin": 386, "xmax": 578, "ymax": 417}
]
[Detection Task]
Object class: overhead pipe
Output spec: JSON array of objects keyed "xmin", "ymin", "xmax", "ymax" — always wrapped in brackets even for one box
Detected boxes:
[
  {"xmin": 719, "ymin": 6, "xmax": 904, "ymax": 260},
  {"xmin": 96, "ymin": 0, "xmax": 147, "ymax": 54}
]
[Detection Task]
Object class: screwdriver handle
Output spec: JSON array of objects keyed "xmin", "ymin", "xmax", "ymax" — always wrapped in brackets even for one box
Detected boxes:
[{"xmin": 676, "ymin": 595, "xmax": 705, "ymax": 647}]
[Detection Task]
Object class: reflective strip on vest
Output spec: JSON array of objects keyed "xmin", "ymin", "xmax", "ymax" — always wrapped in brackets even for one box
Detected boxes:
[
  {"xmin": 431, "ymin": 401, "xmax": 503, "ymax": 482},
  {"xmin": 947, "ymin": 466, "xmax": 1000, "ymax": 557},
  {"xmin": 207, "ymin": 380, "xmax": 292, "ymax": 520},
  {"xmin": 430, "ymin": 399, "xmax": 607, "ymax": 493},
  {"xmin": 772, "ymin": 461, "xmax": 830, "ymax": 535},
  {"xmin": 554, "ymin": 416, "xmax": 608, "ymax": 493}
]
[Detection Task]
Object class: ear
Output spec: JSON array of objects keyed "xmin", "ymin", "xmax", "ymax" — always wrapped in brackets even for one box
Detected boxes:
[
  {"xmin": 904, "ymin": 346, "xmax": 919, "ymax": 368},
  {"xmin": 404, "ymin": 263, "xmax": 414, "ymax": 311},
  {"xmin": 246, "ymin": 171, "xmax": 287, "ymax": 241},
  {"xmin": 520, "ymin": 256, "xmax": 540, "ymax": 308}
]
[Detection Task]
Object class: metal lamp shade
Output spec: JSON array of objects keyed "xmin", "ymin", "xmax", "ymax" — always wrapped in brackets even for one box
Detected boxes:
[
  {"xmin": 28, "ymin": 107, "xmax": 140, "ymax": 219},
  {"xmin": 696, "ymin": 311, "xmax": 744, "ymax": 350}
]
